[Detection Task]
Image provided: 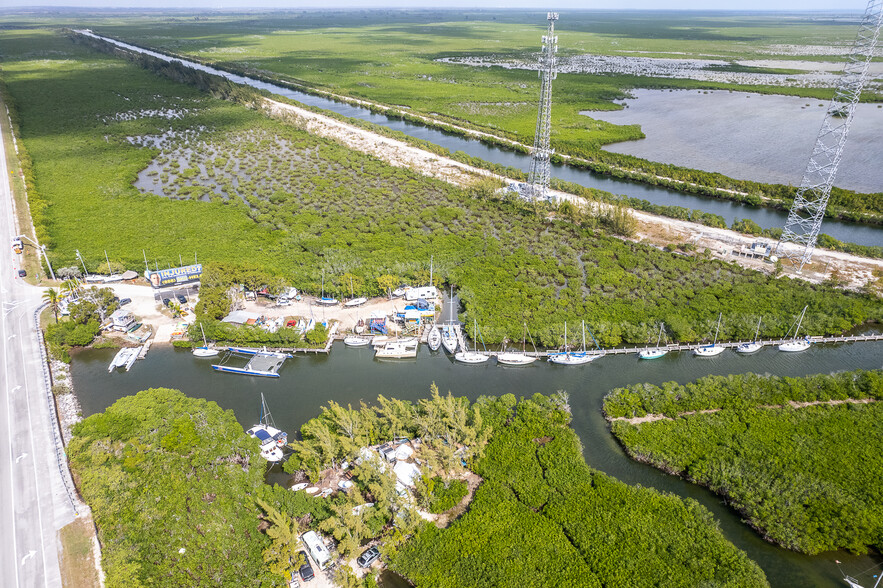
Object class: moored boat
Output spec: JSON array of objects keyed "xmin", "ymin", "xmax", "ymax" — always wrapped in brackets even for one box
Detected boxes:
[
  {"xmin": 246, "ymin": 393, "xmax": 287, "ymax": 462},
  {"xmin": 427, "ymin": 325, "xmax": 442, "ymax": 351},
  {"xmin": 344, "ymin": 335, "xmax": 372, "ymax": 347},
  {"xmin": 778, "ymin": 306, "xmax": 811, "ymax": 352},
  {"xmin": 694, "ymin": 313, "xmax": 725, "ymax": 357},
  {"xmin": 497, "ymin": 323, "xmax": 538, "ymax": 366},
  {"xmin": 736, "ymin": 317, "xmax": 764, "ymax": 354},
  {"xmin": 375, "ymin": 338, "xmax": 419, "ymax": 359},
  {"xmin": 548, "ymin": 321, "xmax": 603, "ymax": 365},
  {"xmin": 638, "ymin": 324, "xmax": 668, "ymax": 360},
  {"xmin": 192, "ymin": 323, "xmax": 219, "ymax": 358},
  {"xmin": 455, "ymin": 320, "xmax": 489, "ymax": 364}
]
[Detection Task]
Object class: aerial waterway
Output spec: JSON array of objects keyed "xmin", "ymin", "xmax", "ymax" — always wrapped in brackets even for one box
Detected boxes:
[
  {"xmin": 71, "ymin": 338, "xmax": 883, "ymax": 588},
  {"xmin": 78, "ymin": 31, "xmax": 882, "ymax": 248}
]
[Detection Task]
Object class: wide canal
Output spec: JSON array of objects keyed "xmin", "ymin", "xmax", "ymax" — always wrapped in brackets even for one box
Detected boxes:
[
  {"xmin": 71, "ymin": 338, "xmax": 883, "ymax": 588},
  {"xmin": 80, "ymin": 31, "xmax": 882, "ymax": 247}
]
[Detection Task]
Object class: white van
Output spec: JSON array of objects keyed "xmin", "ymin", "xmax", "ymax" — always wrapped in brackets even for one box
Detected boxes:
[
  {"xmin": 404, "ymin": 286, "xmax": 438, "ymax": 302},
  {"xmin": 301, "ymin": 531, "xmax": 332, "ymax": 571}
]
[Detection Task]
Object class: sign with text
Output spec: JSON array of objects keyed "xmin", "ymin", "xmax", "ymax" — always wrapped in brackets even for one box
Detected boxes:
[{"xmin": 145, "ymin": 264, "xmax": 202, "ymax": 288}]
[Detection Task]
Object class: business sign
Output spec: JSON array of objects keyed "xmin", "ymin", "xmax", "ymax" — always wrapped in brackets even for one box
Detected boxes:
[{"xmin": 145, "ymin": 264, "xmax": 202, "ymax": 288}]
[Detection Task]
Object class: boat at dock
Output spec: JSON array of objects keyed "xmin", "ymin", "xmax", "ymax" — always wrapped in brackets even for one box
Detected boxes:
[
  {"xmin": 638, "ymin": 324, "xmax": 668, "ymax": 360},
  {"xmin": 779, "ymin": 306, "xmax": 811, "ymax": 352},
  {"xmin": 455, "ymin": 320, "xmax": 489, "ymax": 364},
  {"xmin": 344, "ymin": 335, "xmax": 372, "ymax": 347},
  {"xmin": 548, "ymin": 321, "xmax": 602, "ymax": 365},
  {"xmin": 427, "ymin": 325, "xmax": 442, "ymax": 351},
  {"xmin": 736, "ymin": 318, "xmax": 764, "ymax": 354},
  {"xmin": 694, "ymin": 313, "xmax": 726, "ymax": 357},
  {"xmin": 192, "ymin": 323, "xmax": 219, "ymax": 358},
  {"xmin": 213, "ymin": 347, "xmax": 290, "ymax": 377},
  {"xmin": 107, "ymin": 346, "xmax": 142, "ymax": 372},
  {"xmin": 441, "ymin": 287, "xmax": 459, "ymax": 354},
  {"xmin": 375, "ymin": 338, "xmax": 419, "ymax": 359},
  {"xmin": 245, "ymin": 393, "xmax": 286, "ymax": 462},
  {"xmin": 497, "ymin": 324, "xmax": 538, "ymax": 366}
]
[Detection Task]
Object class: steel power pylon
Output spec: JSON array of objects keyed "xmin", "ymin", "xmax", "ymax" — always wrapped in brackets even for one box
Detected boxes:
[
  {"xmin": 526, "ymin": 12, "xmax": 558, "ymax": 202},
  {"xmin": 776, "ymin": 0, "xmax": 883, "ymax": 270}
]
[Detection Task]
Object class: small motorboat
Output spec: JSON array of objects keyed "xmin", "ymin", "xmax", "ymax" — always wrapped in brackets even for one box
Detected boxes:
[
  {"xmin": 344, "ymin": 335, "xmax": 372, "ymax": 347},
  {"xmin": 427, "ymin": 325, "xmax": 442, "ymax": 351}
]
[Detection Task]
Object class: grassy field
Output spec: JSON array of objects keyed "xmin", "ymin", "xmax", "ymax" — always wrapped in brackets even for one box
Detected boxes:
[
  {"xmin": 2, "ymin": 28, "xmax": 881, "ymax": 347},
  {"xmin": 605, "ymin": 371, "xmax": 883, "ymax": 555}
]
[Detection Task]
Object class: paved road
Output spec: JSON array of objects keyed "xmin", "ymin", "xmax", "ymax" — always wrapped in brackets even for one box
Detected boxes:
[{"xmin": 0, "ymin": 108, "xmax": 75, "ymax": 587}]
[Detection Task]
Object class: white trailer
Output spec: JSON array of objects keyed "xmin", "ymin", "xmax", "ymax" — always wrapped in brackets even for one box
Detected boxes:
[{"xmin": 301, "ymin": 531, "xmax": 332, "ymax": 571}]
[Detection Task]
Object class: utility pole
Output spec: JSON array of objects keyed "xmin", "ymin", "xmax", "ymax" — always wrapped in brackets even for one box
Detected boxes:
[
  {"xmin": 776, "ymin": 0, "xmax": 882, "ymax": 271},
  {"xmin": 526, "ymin": 12, "xmax": 559, "ymax": 202}
]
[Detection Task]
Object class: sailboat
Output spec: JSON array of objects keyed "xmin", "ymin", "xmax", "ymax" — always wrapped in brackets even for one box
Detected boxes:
[
  {"xmin": 374, "ymin": 337, "xmax": 419, "ymax": 359},
  {"xmin": 497, "ymin": 323, "xmax": 538, "ymax": 366},
  {"xmin": 548, "ymin": 321, "xmax": 601, "ymax": 365},
  {"xmin": 736, "ymin": 317, "xmax": 764, "ymax": 354},
  {"xmin": 317, "ymin": 270, "xmax": 338, "ymax": 306},
  {"xmin": 344, "ymin": 276, "xmax": 367, "ymax": 307},
  {"xmin": 779, "ymin": 306, "xmax": 811, "ymax": 352},
  {"xmin": 343, "ymin": 334, "xmax": 372, "ymax": 347},
  {"xmin": 638, "ymin": 323, "xmax": 667, "ymax": 360},
  {"xmin": 694, "ymin": 313, "xmax": 726, "ymax": 357},
  {"xmin": 427, "ymin": 324, "xmax": 442, "ymax": 351},
  {"xmin": 245, "ymin": 393, "xmax": 287, "ymax": 462},
  {"xmin": 192, "ymin": 323, "xmax": 220, "ymax": 358},
  {"xmin": 441, "ymin": 287, "xmax": 458, "ymax": 354},
  {"xmin": 455, "ymin": 320, "xmax": 489, "ymax": 364}
]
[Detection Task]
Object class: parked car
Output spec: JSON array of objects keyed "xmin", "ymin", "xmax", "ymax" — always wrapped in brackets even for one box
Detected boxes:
[
  {"xmin": 297, "ymin": 551, "xmax": 314, "ymax": 582},
  {"xmin": 162, "ymin": 298, "xmax": 170, "ymax": 307},
  {"xmin": 177, "ymin": 294, "xmax": 187, "ymax": 304},
  {"xmin": 17, "ymin": 269, "xmax": 26, "ymax": 278},
  {"xmin": 119, "ymin": 298, "xmax": 132, "ymax": 306},
  {"xmin": 286, "ymin": 320, "xmax": 297, "ymax": 328},
  {"xmin": 357, "ymin": 546, "xmax": 380, "ymax": 568}
]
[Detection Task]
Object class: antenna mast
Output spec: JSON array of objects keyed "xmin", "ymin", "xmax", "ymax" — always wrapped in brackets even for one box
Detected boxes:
[
  {"xmin": 526, "ymin": 12, "xmax": 558, "ymax": 202},
  {"xmin": 775, "ymin": 0, "xmax": 883, "ymax": 270}
]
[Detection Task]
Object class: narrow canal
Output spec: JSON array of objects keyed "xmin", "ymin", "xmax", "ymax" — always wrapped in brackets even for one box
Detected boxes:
[
  {"xmin": 79, "ymin": 31, "xmax": 883, "ymax": 248},
  {"xmin": 71, "ymin": 339, "xmax": 883, "ymax": 588}
]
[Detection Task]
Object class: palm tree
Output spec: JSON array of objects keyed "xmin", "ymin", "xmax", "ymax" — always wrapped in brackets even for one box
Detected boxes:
[
  {"xmin": 43, "ymin": 288, "xmax": 60, "ymax": 323},
  {"xmin": 61, "ymin": 279, "xmax": 81, "ymax": 300}
]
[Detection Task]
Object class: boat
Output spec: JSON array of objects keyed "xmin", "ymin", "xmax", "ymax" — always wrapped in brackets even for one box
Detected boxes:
[
  {"xmin": 736, "ymin": 317, "xmax": 764, "ymax": 354},
  {"xmin": 192, "ymin": 323, "xmax": 219, "ymax": 358},
  {"xmin": 391, "ymin": 286, "xmax": 410, "ymax": 298},
  {"xmin": 497, "ymin": 323, "xmax": 538, "ymax": 366},
  {"xmin": 548, "ymin": 321, "xmax": 602, "ymax": 365},
  {"xmin": 427, "ymin": 324, "xmax": 442, "ymax": 351},
  {"xmin": 108, "ymin": 346, "xmax": 142, "ymax": 372},
  {"xmin": 344, "ymin": 297, "xmax": 368, "ymax": 307},
  {"xmin": 694, "ymin": 313, "xmax": 726, "ymax": 357},
  {"xmin": 213, "ymin": 347, "xmax": 290, "ymax": 377},
  {"xmin": 316, "ymin": 270, "xmax": 338, "ymax": 305},
  {"xmin": 455, "ymin": 320, "xmax": 489, "ymax": 364},
  {"xmin": 245, "ymin": 393, "xmax": 287, "ymax": 462},
  {"xmin": 375, "ymin": 338, "xmax": 419, "ymax": 359},
  {"xmin": 441, "ymin": 287, "xmax": 459, "ymax": 354},
  {"xmin": 344, "ymin": 335, "xmax": 372, "ymax": 347},
  {"xmin": 304, "ymin": 487, "xmax": 320, "ymax": 495},
  {"xmin": 779, "ymin": 306, "xmax": 811, "ymax": 352},
  {"xmin": 291, "ymin": 482, "xmax": 309, "ymax": 491},
  {"xmin": 638, "ymin": 324, "xmax": 668, "ymax": 360}
]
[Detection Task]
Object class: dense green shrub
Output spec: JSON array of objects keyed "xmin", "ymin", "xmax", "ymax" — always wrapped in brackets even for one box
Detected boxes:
[{"xmin": 425, "ymin": 477, "xmax": 468, "ymax": 514}]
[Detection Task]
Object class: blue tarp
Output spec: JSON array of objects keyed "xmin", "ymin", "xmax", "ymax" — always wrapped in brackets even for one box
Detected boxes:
[{"xmin": 253, "ymin": 429, "xmax": 272, "ymax": 442}]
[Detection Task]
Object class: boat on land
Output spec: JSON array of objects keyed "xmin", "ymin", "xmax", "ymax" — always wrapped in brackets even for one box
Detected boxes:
[
  {"xmin": 344, "ymin": 335, "xmax": 372, "ymax": 347},
  {"xmin": 779, "ymin": 306, "xmax": 811, "ymax": 352},
  {"xmin": 354, "ymin": 318, "xmax": 366, "ymax": 334},
  {"xmin": 455, "ymin": 320, "xmax": 489, "ymax": 364},
  {"xmin": 497, "ymin": 323, "xmax": 538, "ymax": 366},
  {"xmin": 291, "ymin": 482, "xmax": 309, "ymax": 491},
  {"xmin": 317, "ymin": 270, "xmax": 338, "ymax": 306},
  {"xmin": 427, "ymin": 324, "xmax": 442, "ymax": 351},
  {"xmin": 548, "ymin": 321, "xmax": 602, "ymax": 365},
  {"xmin": 375, "ymin": 338, "xmax": 419, "ymax": 359},
  {"xmin": 192, "ymin": 323, "xmax": 220, "ymax": 358},
  {"xmin": 736, "ymin": 317, "xmax": 764, "ymax": 354},
  {"xmin": 245, "ymin": 393, "xmax": 287, "ymax": 462},
  {"xmin": 213, "ymin": 347, "xmax": 290, "ymax": 377},
  {"xmin": 344, "ymin": 297, "xmax": 368, "ymax": 307},
  {"xmin": 694, "ymin": 313, "xmax": 726, "ymax": 357},
  {"xmin": 638, "ymin": 323, "xmax": 668, "ymax": 360},
  {"xmin": 391, "ymin": 286, "xmax": 410, "ymax": 298}
]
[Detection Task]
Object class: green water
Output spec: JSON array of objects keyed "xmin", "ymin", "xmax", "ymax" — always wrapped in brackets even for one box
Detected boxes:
[{"xmin": 71, "ymin": 340, "xmax": 883, "ymax": 587}]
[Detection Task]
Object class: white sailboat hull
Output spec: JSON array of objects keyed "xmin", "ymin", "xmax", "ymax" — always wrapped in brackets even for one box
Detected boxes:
[
  {"xmin": 344, "ymin": 336, "xmax": 372, "ymax": 347},
  {"xmin": 441, "ymin": 328, "xmax": 458, "ymax": 354},
  {"xmin": 779, "ymin": 340, "xmax": 811, "ymax": 352},
  {"xmin": 454, "ymin": 351, "xmax": 489, "ymax": 364},
  {"xmin": 427, "ymin": 326, "xmax": 442, "ymax": 351},
  {"xmin": 496, "ymin": 352, "xmax": 537, "ymax": 366},
  {"xmin": 344, "ymin": 297, "xmax": 368, "ymax": 307},
  {"xmin": 638, "ymin": 348, "xmax": 668, "ymax": 360},
  {"xmin": 548, "ymin": 352, "xmax": 599, "ymax": 365},
  {"xmin": 736, "ymin": 342, "xmax": 763, "ymax": 354},
  {"xmin": 694, "ymin": 345, "xmax": 726, "ymax": 357},
  {"xmin": 192, "ymin": 346, "xmax": 219, "ymax": 358}
]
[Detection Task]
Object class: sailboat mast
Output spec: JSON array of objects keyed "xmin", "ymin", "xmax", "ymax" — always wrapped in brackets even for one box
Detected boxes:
[
  {"xmin": 794, "ymin": 306, "xmax": 808, "ymax": 338},
  {"xmin": 753, "ymin": 317, "xmax": 762, "ymax": 342},
  {"xmin": 713, "ymin": 313, "xmax": 722, "ymax": 345},
  {"xmin": 581, "ymin": 320, "xmax": 587, "ymax": 352}
]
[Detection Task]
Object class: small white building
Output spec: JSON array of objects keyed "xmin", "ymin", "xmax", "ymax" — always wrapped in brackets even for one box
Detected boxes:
[{"xmin": 109, "ymin": 309, "xmax": 135, "ymax": 332}]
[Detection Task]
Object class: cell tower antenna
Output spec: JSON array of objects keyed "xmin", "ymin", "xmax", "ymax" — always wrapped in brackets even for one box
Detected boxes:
[
  {"xmin": 775, "ymin": 0, "xmax": 883, "ymax": 271},
  {"xmin": 526, "ymin": 12, "xmax": 559, "ymax": 202}
]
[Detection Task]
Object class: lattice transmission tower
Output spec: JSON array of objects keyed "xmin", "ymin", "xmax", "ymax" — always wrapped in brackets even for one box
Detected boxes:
[
  {"xmin": 775, "ymin": 0, "xmax": 883, "ymax": 271},
  {"xmin": 526, "ymin": 12, "xmax": 558, "ymax": 202}
]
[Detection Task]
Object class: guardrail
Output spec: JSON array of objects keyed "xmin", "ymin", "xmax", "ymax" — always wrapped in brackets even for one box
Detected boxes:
[{"xmin": 32, "ymin": 303, "xmax": 80, "ymax": 515}]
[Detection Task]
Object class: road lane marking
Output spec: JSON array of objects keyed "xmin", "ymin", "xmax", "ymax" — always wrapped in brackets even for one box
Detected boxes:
[
  {"xmin": 14, "ymin": 453, "xmax": 26, "ymax": 464},
  {"xmin": 19, "ymin": 551, "xmax": 34, "ymax": 566}
]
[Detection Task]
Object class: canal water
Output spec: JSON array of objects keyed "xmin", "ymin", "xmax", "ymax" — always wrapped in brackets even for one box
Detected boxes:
[
  {"xmin": 71, "ymin": 339, "xmax": 883, "ymax": 588},
  {"xmin": 586, "ymin": 89, "xmax": 883, "ymax": 195},
  {"xmin": 81, "ymin": 31, "xmax": 882, "ymax": 247}
]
